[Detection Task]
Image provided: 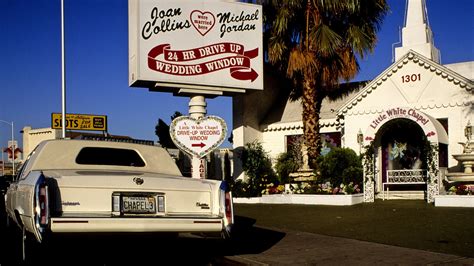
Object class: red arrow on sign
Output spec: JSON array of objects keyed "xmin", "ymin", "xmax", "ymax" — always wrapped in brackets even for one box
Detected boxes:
[{"xmin": 192, "ymin": 142, "xmax": 206, "ymax": 148}]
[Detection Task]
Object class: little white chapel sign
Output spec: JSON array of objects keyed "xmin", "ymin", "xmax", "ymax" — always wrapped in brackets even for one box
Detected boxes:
[
  {"xmin": 369, "ymin": 107, "xmax": 429, "ymax": 130},
  {"xmin": 169, "ymin": 116, "xmax": 227, "ymax": 158},
  {"xmin": 363, "ymin": 107, "xmax": 439, "ymax": 144}
]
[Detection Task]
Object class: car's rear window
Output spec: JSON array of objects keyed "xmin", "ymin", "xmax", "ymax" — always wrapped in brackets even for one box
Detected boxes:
[{"xmin": 75, "ymin": 147, "xmax": 146, "ymax": 167}]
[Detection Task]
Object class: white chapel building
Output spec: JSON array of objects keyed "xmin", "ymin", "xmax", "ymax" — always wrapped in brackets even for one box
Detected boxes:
[{"xmin": 232, "ymin": 0, "xmax": 473, "ymax": 201}]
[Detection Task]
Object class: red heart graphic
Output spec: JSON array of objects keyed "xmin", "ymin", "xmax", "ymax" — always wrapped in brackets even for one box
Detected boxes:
[{"xmin": 190, "ymin": 10, "xmax": 215, "ymax": 36}]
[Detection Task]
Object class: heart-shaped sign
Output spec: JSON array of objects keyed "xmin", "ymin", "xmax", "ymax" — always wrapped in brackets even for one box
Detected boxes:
[
  {"xmin": 170, "ymin": 115, "xmax": 227, "ymax": 158},
  {"xmin": 190, "ymin": 10, "xmax": 215, "ymax": 36}
]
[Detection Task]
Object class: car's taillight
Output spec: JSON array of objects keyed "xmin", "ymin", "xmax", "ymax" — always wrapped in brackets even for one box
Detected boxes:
[
  {"xmin": 38, "ymin": 184, "xmax": 49, "ymax": 226},
  {"xmin": 224, "ymin": 191, "xmax": 233, "ymax": 226},
  {"xmin": 219, "ymin": 182, "xmax": 233, "ymax": 239},
  {"xmin": 35, "ymin": 180, "xmax": 49, "ymax": 232}
]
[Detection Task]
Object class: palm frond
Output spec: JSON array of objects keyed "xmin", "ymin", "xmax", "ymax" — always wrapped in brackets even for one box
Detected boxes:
[
  {"xmin": 287, "ymin": 48, "xmax": 318, "ymax": 78},
  {"xmin": 346, "ymin": 24, "xmax": 373, "ymax": 58},
  {"xmin": 314, "ymin": 0, "xmax": 359, "ymax": 13},
  {"xmin": 311, "ymin": 24, "xmax": 342, "ymax": 56},
  {"xmin": 338, "ymin": 47, "xmax": 358, "ymax": 81}
]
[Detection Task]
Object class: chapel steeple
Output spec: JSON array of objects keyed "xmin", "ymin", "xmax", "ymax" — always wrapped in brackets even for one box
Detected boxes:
[{"xmin": 394, "ymin": 0, "xmax": 440, "ymax": 62}]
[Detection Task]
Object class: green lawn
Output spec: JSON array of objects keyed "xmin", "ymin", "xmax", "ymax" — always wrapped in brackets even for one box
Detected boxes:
[{"xmin": 233, "ymin": 200, "xmax": 474, "ymax": 258}]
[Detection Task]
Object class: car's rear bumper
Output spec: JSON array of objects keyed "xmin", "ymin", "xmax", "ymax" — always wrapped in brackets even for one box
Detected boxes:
[{"xmin": 50, "ymin": 217, "xmax": 224, "ymax": 233}]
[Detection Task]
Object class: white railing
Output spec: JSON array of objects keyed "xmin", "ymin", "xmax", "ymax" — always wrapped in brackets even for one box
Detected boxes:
[
  {"xmin": 383, "ymin": 169, "xmax": 427, "ymax": 200},
  {"xmin": 386, "ymin": 169, "xmax": 426, "ymax": 183}
]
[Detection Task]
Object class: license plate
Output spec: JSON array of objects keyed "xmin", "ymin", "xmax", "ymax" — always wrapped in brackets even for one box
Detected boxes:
[{"xmin": 122, "ymin": 196, "xmax": 156, "ymax": 214}]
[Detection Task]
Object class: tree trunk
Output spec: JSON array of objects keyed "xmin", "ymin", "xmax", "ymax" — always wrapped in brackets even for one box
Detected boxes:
[{"xmin": 301, "ymin": 76, "xmax": 321, "ymax": 168}]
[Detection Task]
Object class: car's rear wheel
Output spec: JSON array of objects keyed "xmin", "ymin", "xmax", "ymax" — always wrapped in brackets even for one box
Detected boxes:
[
  {"xmin": 3, "ymin": 217, "xmax": 23, "ymax": 263},
  {"xmin": 0, "ymin": 192, "xmax": 9, "ymax": 264},
  {"xmin": 5, "ymin": 216, "xmax": 42, "ymax": 263},
  {"xmin": 0, "ymin": 193, "xmax": 6, "ymax": 232}
]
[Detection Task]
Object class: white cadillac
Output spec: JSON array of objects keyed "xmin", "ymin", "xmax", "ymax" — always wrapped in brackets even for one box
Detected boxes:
[{"xmin": 5, "ymin": 139, "xmax": 233, "ymax": 255}]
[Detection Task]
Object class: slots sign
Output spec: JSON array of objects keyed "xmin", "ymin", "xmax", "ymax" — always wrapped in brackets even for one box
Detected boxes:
[{"xmin": 51, "ymin": 113, "xmax": 107, "ymax": 131}]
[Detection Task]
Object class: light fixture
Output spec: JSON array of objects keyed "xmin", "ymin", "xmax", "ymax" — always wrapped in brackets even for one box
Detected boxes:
[{"xmin": 357, "ymin": 129, "xmax": 364, "ymax": 145}]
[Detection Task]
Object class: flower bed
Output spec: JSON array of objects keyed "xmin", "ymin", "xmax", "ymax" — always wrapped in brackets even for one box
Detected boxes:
[
  {"xmin": 434, "ymin": 184, "xmax": 474, "ymax": 207},
  {"xmin": 446, "ymin": 184, "xmax": 474, "ymax": 195},
  {"xmin": 234, "ymin": 193, "xmax": 364, "ymax": 206},
  {"xmin": 233, "ymin": 181, "xmax": 364, "ymax": 206},
  {"xmin": 261, "ymin": 181, "xmax": 362, "ymax": 195}
]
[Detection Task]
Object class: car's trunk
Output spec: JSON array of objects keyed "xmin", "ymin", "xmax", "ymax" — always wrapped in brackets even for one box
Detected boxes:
[{"xmin": 43, "ymin": 170, "xmax": 217, "ymax": 218}]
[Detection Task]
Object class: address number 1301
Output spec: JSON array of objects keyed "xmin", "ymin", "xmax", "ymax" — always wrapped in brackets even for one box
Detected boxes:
[{"xmin": 401, "ymin": 73, "xmax": 421, "ymax": 83}]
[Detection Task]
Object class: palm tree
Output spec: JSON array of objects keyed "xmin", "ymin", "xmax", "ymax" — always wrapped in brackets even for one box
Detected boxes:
[
  {"xmin": 265, "ymin": 0, "xmax": 388, "ymax": 167},
  {"xmin": 155, "ymin": 111, "xmax": 183, "ymax": 148}
]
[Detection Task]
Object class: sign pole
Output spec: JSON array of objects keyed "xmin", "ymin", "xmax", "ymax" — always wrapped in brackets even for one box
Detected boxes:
[
  {"xmin": 189, "ymin": 95, "xmax": 207, "ymax": 179},
  {"xmin": 61, "ymin": 0, "xmax": 67, "ymax": 139},
  {"xmin": 1, "ymin": 148, "xmax": 4, "ymax": 176},
  {"xmin": 11, "ymin": 121, "xmax": 15, "ymax": 176}
]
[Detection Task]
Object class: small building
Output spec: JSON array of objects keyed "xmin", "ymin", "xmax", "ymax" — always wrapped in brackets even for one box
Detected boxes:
[
  {"xmin": 232, "ymin": 0, "xmax": 473, "ymax": 201},
  {"xmin": 22, "ymin": 126, "xmax": 63, "ymax": 159}
]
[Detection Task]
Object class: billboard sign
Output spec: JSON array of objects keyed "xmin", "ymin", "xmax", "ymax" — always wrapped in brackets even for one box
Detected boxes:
[
  {"xmin": 169, "ymin": 115, "xmax": 227, "ymax": 158},
  {"xmin": 129, "ymin": 0, "xmax": 263, "ymax": 93},
  {"xmin": 51, "ymin": 113, "xmax": 107, "ymax": 131}
]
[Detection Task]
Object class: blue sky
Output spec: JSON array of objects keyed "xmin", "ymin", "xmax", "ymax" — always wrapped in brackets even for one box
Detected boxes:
[{"xmin": 1, "ymin": 0, "xmax": 473, "ymax": 153}]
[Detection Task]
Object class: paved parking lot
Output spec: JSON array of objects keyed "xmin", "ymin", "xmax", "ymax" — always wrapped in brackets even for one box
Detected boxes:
[{"xmin": 224, "ymin": 227, "xmax": 474, "ymax": 265}]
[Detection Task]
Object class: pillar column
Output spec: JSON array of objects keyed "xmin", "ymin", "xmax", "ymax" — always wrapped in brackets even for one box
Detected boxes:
[{"xmin": 189, "ymin": 95, "xmax": 207, "ymax": 179}]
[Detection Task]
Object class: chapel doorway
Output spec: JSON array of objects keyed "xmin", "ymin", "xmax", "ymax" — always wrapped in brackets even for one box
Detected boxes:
[{"xmin": 377, "ymin": 118, "xmax": 429, "ymax": 194}]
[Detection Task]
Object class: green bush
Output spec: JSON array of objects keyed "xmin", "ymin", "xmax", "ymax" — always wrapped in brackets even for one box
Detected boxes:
[
  {"xmin": 231, "ymin": 179, "xmax": 256, "ymax": 198},
  {"xmin": 239, "ymin": 141, "xmax": 276, "ymax": 197},
  {"xmin": 316, "ymin": 147, "xmax": 363, "ymax": 186},
  {"xmin": 274, "ymin": 152, "xmax": 300, "ymax": 184}
]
